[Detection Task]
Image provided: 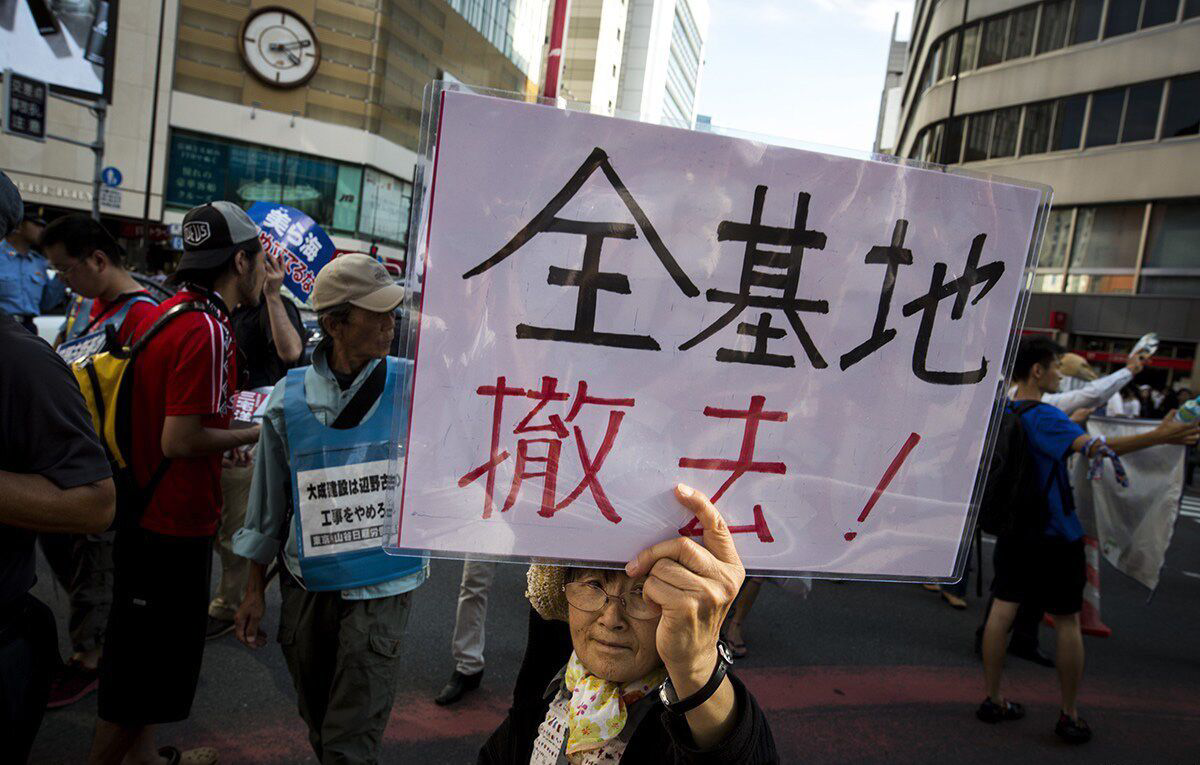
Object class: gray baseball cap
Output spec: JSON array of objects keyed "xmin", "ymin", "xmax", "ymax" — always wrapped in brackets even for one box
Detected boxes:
[
  {"xmin": 0, "ymin": 172, "xmax": 21, "ymax": 239},
  {"xmin": 179, "ymin": 201, "xmax": 262, "ymax": 269}
]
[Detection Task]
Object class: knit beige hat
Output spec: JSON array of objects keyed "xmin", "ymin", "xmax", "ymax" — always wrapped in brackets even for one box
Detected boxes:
[{"xmin": 526, "ymin": 564, "xmax": 569, "ymax": 622}]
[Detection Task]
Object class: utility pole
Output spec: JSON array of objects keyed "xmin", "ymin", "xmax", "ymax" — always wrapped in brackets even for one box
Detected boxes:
[{"xmin": 44, "ymin": 93, "xmax": 107, "ymax": 221}]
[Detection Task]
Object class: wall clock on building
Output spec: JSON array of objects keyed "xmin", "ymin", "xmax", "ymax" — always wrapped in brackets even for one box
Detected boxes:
[{"xmin": 238, "ymin": 7, "xmax": 322, "ymax": 88}]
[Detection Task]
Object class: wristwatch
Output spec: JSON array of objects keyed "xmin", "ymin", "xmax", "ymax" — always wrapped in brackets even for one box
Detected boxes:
[{"xmin": 658, "ymin": 641, "xmax": 734, "ymax": 715}]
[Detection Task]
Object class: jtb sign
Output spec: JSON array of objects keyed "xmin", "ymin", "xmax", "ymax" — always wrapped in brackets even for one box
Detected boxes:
[{"xmin": 392, "ymin": 90, "xmax": 1048, "ymax": 578}]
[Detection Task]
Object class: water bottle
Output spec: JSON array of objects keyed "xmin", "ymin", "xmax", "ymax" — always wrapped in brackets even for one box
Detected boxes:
[{"xmin": 1177, "ymin": 397, "xmax": 1200, "ymax": 423}]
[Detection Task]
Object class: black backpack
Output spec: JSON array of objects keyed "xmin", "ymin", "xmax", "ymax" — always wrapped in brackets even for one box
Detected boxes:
[{"xmin": 977, "ymin": 400, "xmax": 1055, "ymax": 538}]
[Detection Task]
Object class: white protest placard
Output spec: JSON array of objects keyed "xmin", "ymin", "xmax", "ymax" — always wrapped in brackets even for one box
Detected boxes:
[{"xmin": 392, "ymin": 90, "xmax": 1047, "ymax": 579}]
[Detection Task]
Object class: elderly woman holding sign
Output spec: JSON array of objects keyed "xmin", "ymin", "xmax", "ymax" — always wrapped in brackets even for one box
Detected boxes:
[{"xmin": 480, "ymin": 484, "xmax": 778, "ymax": 764}]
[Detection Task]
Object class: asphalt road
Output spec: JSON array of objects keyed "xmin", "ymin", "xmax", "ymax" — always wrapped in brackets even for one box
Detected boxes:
[{"xmin": 30, "ymin": 510, "xmax": 1200, "ymax": 763}]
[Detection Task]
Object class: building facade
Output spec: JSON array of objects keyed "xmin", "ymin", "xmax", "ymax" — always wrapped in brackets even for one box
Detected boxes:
[
  {"xmin": 616, "ymin": 0, "xmax": 709, "ymax": 127},
  {"xmin": 544, "ymin": 0, "xmax": 630, "ymax": 114},
  {"xmin": 890, "ymin": 0, "xmax": 1200, "ymax": 385},
  {"xmin": 3, "ymin": 0, "xmax": 548, "ymax": 272}
]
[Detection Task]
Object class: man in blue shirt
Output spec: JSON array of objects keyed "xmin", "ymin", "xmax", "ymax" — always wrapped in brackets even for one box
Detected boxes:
[
  {"xmin": 978, "ymin": 337, "xmax": 1199, "ymax": 744},
  {"xmin": 0, "ymin": 207, "xmax": 50, "ymax": 332}
]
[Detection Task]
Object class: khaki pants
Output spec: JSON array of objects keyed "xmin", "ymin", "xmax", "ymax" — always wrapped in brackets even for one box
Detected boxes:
[
  {"xmin": 208, "ymin": 463, "xmax": 253, "ymax": 620},
  {"xmin": 279, "ymin": 572, "xmax": 413, "ymax": 765},
  {"xmin": 39, "ymin": 530, "xmax": 114, "ymax": 654},
  {"xmin": 451, "ymin": 559, "xmax": 496, "ymax": 675}
]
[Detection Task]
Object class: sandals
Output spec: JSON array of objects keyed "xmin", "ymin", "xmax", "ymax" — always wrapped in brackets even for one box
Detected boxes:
[
  {"xmin": 976, "ymin": 697, "xmax": 1025, "ymax": 723},
  {"xmin": 1055, "ymin": 711, "xmax": 1092, "ymax": 744}
]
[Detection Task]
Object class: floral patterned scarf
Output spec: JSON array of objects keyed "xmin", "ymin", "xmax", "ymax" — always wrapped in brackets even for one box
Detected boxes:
[{"xmin": 562, "ymin": 652, "xmax": 667, "ymax": 755}]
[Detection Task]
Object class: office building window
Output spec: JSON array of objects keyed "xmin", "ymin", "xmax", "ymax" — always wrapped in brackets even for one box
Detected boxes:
[
  {"xmin": 940, "ymin": 117, "xmax": 965, "ymax": 164},
  {"xmin": 1122, "ymin": 81, "xmax": 1164, "ymax": 142},
  {"xmin": 978, "ymin": 16, "xmax": 1009, "ymax": 67},
  {"xmin": 1139, "ymin": 276, "xmax": 1200, "ymax": 295},
  {"xmin": 959, "ymin": 24, "xmax": 980, "ymax": 72},
  {"xmin": 1163, "ymin": 73, "xmax": 1200, "ymax": 137},
  {"xmin": 1142, "ymin": 0, "xmax": 1180, "ymax": 27},
  {"xmin": 1039, "ymin": 208, "xmax": 1073, "ymax": 268},
  {"xmin": 1052, "ymin": 94, "xmax": 1088, "ymax": 149},
  {"xmin": 1032, "ymin": 273, "xmax": 1066, "ymax": 292},
  {"xmin": 1064, "ymin": 274, "xmax": 1136, "ymax": 293},
  {"xmin": 1021, "ymin": 100, "xmax": 1054, "ymax": 154},
  {"xmin": 1105, "ymin": 0, "xmax": 1143, "ymax": 37},
  {"xmin": 1144, "ymin": 198, "xmax": 1200, "ymax": 268},
  {"xmin": 1072, "ymin": 0, "xmax": 1104, "ymax": 42},
  {"xmin": 358, "ymin": 168, "xmax": 413, "ymax": 247},
  {"xmin": 1187, "ymin": 0, "xmax": 1200, "ymax": 18},
  {"xmin": 964, "ymin": 112, "xmax": 993, "ymax": 161},
  {"xmin": 991, "ymin": 107, "xmax": 1020, "ymax": 157},
  {"xmin": 1007, "ymin": 7, "xmax": 1038, "ymax": 59},
  {"xmin": 1038, "ymin": 0, "xmax": 1072, "ymax": 52},
  {"xmin": 938, "ymin": 33, "xmax": 958, "ymax": 80},
  {"xmin": 1086, "ymin": 87, "xmax": 1126, "ymax": 147},
  {"xmin": 1070, "ymin": 204, "xmax": 1144, "ymax": 268}
]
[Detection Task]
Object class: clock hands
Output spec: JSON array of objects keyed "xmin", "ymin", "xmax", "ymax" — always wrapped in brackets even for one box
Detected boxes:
[{"xmin": 268, "ymin": 40, "xmax": 312, "ymax": 51}]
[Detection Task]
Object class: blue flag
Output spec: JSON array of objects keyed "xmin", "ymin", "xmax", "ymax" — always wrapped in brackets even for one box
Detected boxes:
[{"xmin": 247, "ymin": 202, "xmax": 336, "ymax": 303}]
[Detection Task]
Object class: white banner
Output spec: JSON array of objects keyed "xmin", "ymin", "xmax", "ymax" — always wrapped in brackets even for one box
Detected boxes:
[
  {"xmin": 393, "ymin": 90, "xmax": 1045, "ymax": 577},
  {"xmin": 1071, "ymin": 417, "xmax": 1186, "ymax": 591},
  {"xmin": 298, "ymin": 459, "xmax": 397, "ymax": 558}
]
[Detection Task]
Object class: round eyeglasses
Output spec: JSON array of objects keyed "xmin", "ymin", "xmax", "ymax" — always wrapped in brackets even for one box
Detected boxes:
[{"xmin": 563, "ymin": 580, "xmax": 659, "ymax": 620}]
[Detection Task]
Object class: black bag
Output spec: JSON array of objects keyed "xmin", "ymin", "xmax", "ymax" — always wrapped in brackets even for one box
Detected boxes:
[{"xmin": 977, "ymin": 400, "xmax": 1055, "ymax": 538}]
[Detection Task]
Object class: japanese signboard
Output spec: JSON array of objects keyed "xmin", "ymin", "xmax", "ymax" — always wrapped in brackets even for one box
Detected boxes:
[
  {"xmin": 390, "ymin": 89, "xmax": 1048, "ymax": 579},
  {"xmin": 298, "ymin": 460, "xmax": 399, "ymax": 558},
  {"xmin": 3, "ymin": 70, "xmax": 47, "ymax": 141},
  {"xmin": 247, "ymin": 202, "xmax": 336, "ymax": 304}
]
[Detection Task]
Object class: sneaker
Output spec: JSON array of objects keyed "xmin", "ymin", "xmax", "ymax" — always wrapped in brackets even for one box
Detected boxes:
[
  {"xmin": 976, "ymin": 697, "xmax": 1025, "ymax": 723},
  {"xmin": 205, "ymin": 615, "xmax": 235, "ymax": 640},
  {"xmin": 46, "ymin": 662, "xmax": 99, "ymax": 709},
  {"xmin": 1055, "ymin": 711, "xmax": 1092, "ymax": 744}
]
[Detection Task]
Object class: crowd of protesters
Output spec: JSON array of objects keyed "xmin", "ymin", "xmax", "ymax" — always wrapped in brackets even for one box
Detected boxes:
[{"xmin": 3, "ymin": 165, "xmax": 1198, "ymax": 764}]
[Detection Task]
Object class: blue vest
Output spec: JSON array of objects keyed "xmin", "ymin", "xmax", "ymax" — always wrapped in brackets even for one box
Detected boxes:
[{"xmin": 282, "ymin": 357, "xmax": 423, "ymax": 591}]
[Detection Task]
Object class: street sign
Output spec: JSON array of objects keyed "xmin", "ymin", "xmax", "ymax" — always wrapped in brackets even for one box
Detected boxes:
[
  {"xmin": 3, "ymin": 70, "xmax": 47, "ymax": 141},
  {"xmin": 101, "ymin": 166, "xmax": 123, "ymax": 187},
  {"xmin": 98, "ymin": 186, "xmax": 121, "ymax": 209}
]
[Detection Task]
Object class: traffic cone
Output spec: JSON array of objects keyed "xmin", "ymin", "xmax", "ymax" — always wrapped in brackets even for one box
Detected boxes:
[{"xmin": 1043, "ymin": 535, "xmax": 1112, "ymax": 637}]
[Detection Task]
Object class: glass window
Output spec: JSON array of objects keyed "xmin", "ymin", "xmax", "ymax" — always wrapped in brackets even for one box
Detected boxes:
[
  {"xmin": 1033, "ymin": 273, "xmax": 1066, "ymax": 292},
  {"xmin": 1121, "ymin": 81, "xmax": 1163, "ymax": 142},
  {"xmin": 1037, "ymin": 0, "xmax": 1072, "ymax": 53},
  {"xmin": 1086, "ymin": 87, "xmax": 1126, "ymax": 147},
  {"xmin": 1052, "ymin": 95, "xmax": 1088, "ymax": 150},
  {"xmin": 1141, "ymin": 0, "xmax": 1179, "ymax": 26},
  {"xmin": 927, "ymin": 122, "xmax": 945, "ymax": 163},
  {"xmin": 358, "ymin": 168, "xmax": 412, "ymax": 246},
  {"xmin": 1144, "ymin": 198, "xmax": 1200, "ymax": 267},
  {"xmin": 1006, "ymin": 7, "xmax": 1037, "ymax": 60},
  {"xmin": 1105, "ymin": 0, "xmax": 1143, "ymax": 37},
  {"xmin": 938, "ymin": 33, "xmax": 958, "ymax": 80},
  {"xmin": 333, "ymin": 165, "xmax": 363, "ymax": 233},
  {"xmin": 1187, "ymin": 0, "xmax": 1200, "ymax": 18},
  {"xmin": 281, "ymin": 154, "xmax": 339, "ymax": 228},
  {"xmin": 1072, "ymin": 0, "xmax": 1105, "ymax": 43},
  {"xmin": 991, "ymin": 107, "xmax": 1020, "ymax": 158},
  {"xmin": 1162, "ymin": 74, "xmax": 1200, "ymax": 137},
  {"xmin": 940, "ymin": 117, "xmax": 965, "ymax": 164},
  {"xmin": 1070, "ymin": 204, "xmax": 1145, "ymax": 268},
  {"xmin": 978, "ymin": 16, "xmax": 1008, "ymax": 67},
  {"xmin": 227, "ymin": 143, "xmax": 287, "ymax": 208},
  {"xmin": 964, "ymin": 112, "xmax": 993, "ymax": 161},
  {"xmin": 1039, "ymin": 208, "xmax": 1074, "ymax": 268},
  {"xmin": 959, "ymin": 24, "xmax": 980, "ymax": 72},
  {"xmin": 1065, "ymin": 273, "xmax": 1136, "ymax": 293},
  {"xmin": 1021, "ymin": 101, "xmax": 1054, "ymax": 155},
  {"xmin": 1139, "ymin": 276, "xmax": 1200, "ymax": 295}
]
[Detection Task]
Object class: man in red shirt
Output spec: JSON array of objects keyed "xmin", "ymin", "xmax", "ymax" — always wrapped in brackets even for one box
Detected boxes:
[
  {"xmin": 37, "ymin": 215, "xmax": 162, "ymax": 709},
  {"xmin": 88, "ymin": 202, "xmax": 265, "ymax": 765}
]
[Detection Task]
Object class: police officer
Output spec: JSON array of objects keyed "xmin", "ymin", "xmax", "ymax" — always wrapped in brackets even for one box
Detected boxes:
[
  {"xmin": 0, "ymin": 205, "xmax": 50, "ymax": 333},
  {"xmin": 233, "ymin": 254, "xmax": 427, "ymax": 764}
]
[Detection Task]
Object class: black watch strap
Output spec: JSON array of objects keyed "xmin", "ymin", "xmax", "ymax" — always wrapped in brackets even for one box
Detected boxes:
[{"xmin": 658, "ymin": 642, "xmax": 734, "ymax": 715}]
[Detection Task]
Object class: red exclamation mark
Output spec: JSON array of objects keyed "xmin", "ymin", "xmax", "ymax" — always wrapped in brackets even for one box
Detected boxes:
[{"xmin": 845, "ymin": 432, "xmax": 921, "ymax": 541}]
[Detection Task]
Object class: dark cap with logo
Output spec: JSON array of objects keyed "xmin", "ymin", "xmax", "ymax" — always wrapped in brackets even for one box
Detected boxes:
[{"xmin": 179, "ymin": 201, "xmax": 262, "ymax": 270}]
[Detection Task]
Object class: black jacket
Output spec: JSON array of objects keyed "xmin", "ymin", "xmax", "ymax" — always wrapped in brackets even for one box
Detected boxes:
[{"xmin": 478, "ymin": 669, "xmax": 779, "ymax": 764}]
